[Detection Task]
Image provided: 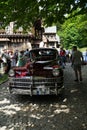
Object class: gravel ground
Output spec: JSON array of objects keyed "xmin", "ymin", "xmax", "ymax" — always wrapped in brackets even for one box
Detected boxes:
[{"xmin": 0, "ymin": 63, "xmax": 87, "ymax": 130}]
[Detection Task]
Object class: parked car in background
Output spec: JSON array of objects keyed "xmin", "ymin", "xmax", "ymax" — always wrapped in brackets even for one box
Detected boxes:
[
  {"xmin": 8, "ymin": 48, "xmax": 64, "ymax": 96},
  {"xmin": 82, "ymin": 51, "xmax": 87, "ymax": 62}
]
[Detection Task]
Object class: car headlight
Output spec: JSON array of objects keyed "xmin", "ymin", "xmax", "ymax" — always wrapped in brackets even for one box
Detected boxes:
[
  {"xmin": 52, "ymin": 68, "xmax": 59, "ymax": 76},
  {"xmin": 9, "ymin": 69, "xmax": 15, "ymax": 77}
]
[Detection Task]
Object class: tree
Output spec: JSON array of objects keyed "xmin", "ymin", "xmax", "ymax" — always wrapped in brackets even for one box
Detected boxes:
[
  {"xmin": 58, "ymin": 14, "xmax": 87, "ymax": 48},
  {"xmin": 0, "ymin": 0, "xmax": 87, "ymax": 28}
]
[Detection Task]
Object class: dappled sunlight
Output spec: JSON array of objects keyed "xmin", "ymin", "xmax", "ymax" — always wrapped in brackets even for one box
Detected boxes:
[
  {"xmin": 47, "ymin": 103, "xmax": 70, "ymax": 114},
  {"xmin": 0, "ymin": 126, "xmax": 7, "ymax": 130},
  {"xmin": 22, "ymin": 103, "xmax": 39, "ymax": 112},
  {"xmin": 0, "ymin": 104, "xmax": 21, "ymax": 115},
  {"xmin": 48, "ymin": 114, "xmax": 54, "ymax": 118},
  {"xmin": 70, "ymin": 89, "xmax": 78, "ymax": 93},
  {"xmin": 0, "ymin": 98, "xmax": 21, "ymax": 115},
  {"xmin": 30, "ymin": 113, "xmax": 44, "ymax": 119},
  {"xmin": 0, "ymin": 95, "xmax": 87, "ymax": 130},
  {"xmin": 0, "ymin": 98, "xmax": 10, "ymax": 104},
  {"xmin": 82, "ymin": 123, "xmax": 87, "ymax": 129},
  {"xmin": 0, "ymin": 122, "xmax": 35, "ymax": 130},
  {"xmin": 53, "ymin": 104, "xmax": 70, "ymax": 114}
]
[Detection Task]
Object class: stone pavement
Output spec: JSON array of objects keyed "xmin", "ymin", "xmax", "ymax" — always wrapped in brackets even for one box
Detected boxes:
[
  {"xmin": 0, "ymin": 63, "xmax": 87, "ymax": 130},
  {"xmin": 64, "ymin": 63, "xmax": 87, "ymax": 84}
]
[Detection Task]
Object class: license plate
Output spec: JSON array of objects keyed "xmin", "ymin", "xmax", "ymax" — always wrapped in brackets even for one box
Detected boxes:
[{"xmin": 36, "ymin": 88, "xmax": 50, "ymax": 95}]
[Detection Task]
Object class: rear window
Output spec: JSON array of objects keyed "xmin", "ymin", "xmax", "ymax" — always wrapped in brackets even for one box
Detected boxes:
[{"xmin": 30, "ymin": 49, "xmax": 57, "ymax": 60}]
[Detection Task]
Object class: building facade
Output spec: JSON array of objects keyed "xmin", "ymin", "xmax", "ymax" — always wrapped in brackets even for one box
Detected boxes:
[
  {"xmin": 43, "ymin": 26, "xmax": 60, "ymax": 48},
  {"xmin": 0, "ymin": 31, "xmax": 33, "ymax": 53}
]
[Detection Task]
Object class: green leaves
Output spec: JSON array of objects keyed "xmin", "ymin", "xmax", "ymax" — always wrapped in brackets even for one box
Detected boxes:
[
  {"xmin": 58, "ymin": 14, "xmax": 87, "ymax": 48},
  {"xmin": 0, "ymin": 0, "xmax": 87, "ymax": 28}
]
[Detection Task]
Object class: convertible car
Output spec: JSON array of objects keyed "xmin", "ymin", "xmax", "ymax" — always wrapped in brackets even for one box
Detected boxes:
[{"xmin": 8, "ymin": 48, "xmax": 64, "ymax": 96}]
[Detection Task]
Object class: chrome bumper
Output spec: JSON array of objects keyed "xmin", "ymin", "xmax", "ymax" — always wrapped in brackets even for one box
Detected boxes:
[{"xmin": 9, "ymin": 76, "xmax": 64, "ymax": 95}]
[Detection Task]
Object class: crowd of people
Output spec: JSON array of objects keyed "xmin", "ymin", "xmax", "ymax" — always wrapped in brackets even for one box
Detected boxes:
[
  {"xmin": 58, "ymin": 46, "xmax": 87, "ymax": 82},
  {"xmin": 58, "ymin": 47, "xmax": 72, "ymax": 69},
  {"xmin": 0, "ymin": 49, "xmax": 30, "ymax": 74}
]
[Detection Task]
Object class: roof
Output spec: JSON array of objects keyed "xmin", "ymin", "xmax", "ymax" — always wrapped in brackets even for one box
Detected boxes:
[{"xmin": 44, "ymin": 26, "xmax": 57, "ymax": 34}]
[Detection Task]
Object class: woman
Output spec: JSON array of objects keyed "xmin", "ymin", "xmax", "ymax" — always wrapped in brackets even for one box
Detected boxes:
[{"xmin": 17, "ymin": 51, "xmax": 26, "ymax": 67}]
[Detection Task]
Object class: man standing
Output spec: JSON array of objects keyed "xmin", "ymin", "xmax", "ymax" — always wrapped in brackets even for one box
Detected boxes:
[{"xmin": 72, "ymin": 46, "xmax": 83, "ymax": 82}]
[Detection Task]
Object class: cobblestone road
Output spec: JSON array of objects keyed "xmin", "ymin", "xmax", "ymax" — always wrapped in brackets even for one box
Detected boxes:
[{"xmin": 0, "ymin": 63, "xmax": 87, "ymax": 130}]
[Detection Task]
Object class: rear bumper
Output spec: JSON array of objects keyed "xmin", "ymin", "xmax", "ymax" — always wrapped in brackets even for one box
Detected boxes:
[{"xmin": 8, "ymin": 76, "xmax": 64, "ymax": 95}]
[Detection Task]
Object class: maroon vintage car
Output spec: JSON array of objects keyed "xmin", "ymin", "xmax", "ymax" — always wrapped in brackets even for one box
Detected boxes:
[{"xmin": 8, "ymin": 48, "xmax": 64, "ymax": 96}]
